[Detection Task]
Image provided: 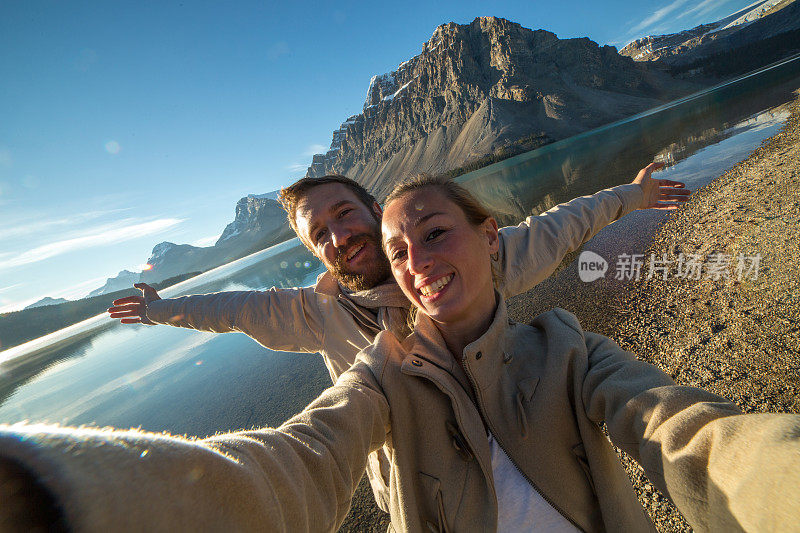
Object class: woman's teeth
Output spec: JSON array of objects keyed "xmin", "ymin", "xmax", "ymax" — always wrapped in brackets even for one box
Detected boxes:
[
  {"xmin": 346, "ymin": 244, "xmax": 365, "ymax": 261},
  {"xmin": 419, "ymin": 275, "xmax": 453, "ymax": 296}
]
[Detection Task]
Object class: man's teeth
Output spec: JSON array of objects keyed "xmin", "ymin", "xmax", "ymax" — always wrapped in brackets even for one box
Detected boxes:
[
  {"xmin": 346, "ymin": 244, "xmax": 364, "ymax": 261},
  {"xmin": 419, "ymin": 275, "xmax": 453, "ymax": 296}
]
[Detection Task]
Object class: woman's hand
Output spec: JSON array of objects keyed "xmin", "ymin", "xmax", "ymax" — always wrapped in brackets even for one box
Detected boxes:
[
  {"xmin": 106, "ymin": 283, "xmax": 161, "ymax": 325},
  {"xmin": 633, "ymin": 162, "xmax": 691, "ymax": 210}
]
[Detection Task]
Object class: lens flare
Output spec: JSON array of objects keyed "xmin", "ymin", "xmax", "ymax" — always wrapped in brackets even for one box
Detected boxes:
[
  {"xmin": 139, "ymin": 263, "xmax": 153, "ymax": 271},
  {"xmin": 105, "ymin": 141, "xmax": 121, "ymax": 155}
]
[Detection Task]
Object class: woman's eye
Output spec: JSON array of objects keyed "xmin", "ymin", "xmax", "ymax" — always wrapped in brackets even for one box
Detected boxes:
[
  {"xmin": 391, "ymin": 250, "xmax": 407, "ymax": 262},
  {"xmin": 425, "ymin": 228, "xmax": 445, "ymax": 242}
]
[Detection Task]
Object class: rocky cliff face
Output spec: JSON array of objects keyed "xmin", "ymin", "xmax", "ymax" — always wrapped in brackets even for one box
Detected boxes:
[
  {"xmin": 620, "ymin": 0, "xmax": 800, "ymax": 68},
  {"xmin": 139, "ymin": 194, "xmax": 292, "ymax": 284},
  {"xmin": 306, "ymin": 16, "xmax": 693, "ymax": 199},
  {"xmin": 216, "ymin": 193, "xmax": 285, "ymax": 246}
]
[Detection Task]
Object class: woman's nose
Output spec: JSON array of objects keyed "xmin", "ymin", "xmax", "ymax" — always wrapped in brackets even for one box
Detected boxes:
[{"xmin": 407, "ymin": 244, "xmax": 433, "ymax": 275}]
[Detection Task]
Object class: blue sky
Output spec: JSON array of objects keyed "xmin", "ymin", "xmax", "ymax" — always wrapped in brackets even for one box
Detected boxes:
[{"xmin": 0, "ymin": 0, "xmax": 759, "ymax": 312}]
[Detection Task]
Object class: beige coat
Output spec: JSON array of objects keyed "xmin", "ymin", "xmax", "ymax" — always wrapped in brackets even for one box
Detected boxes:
[
  {"xmin": 145, "ymin": 184, "xmax": 643, "ymax": 511},
  {"xmin": 2, "ymin": 301, "xmax": 798, "ymax": 532},
  {"xmin": 145, "ymin": 184, "xmax": 644, "ymax": 382}
]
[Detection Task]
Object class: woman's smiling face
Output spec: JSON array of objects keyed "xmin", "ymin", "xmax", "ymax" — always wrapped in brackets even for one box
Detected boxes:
[{"xmin": 382, "ymin": 187, "xmax": 499, "ymax": 330}]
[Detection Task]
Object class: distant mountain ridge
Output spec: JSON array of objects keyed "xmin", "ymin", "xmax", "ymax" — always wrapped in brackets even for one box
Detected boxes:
[
  {"xmin": 304, "ymin": 16, "xmax": 696, "ymax": 199},
  {"xmin": 620, "ymin": 0, "xmax": 800, "ymax": 72},
  {"xmin": 83, "ymin": 191, "xmax": 293, "ymax": 295},
  {"xmin": 137, "ymin": 192, "xmax": 292, "ymax": 285},
  {"xmin": 24, "ymin": 297, "xmax": 69, "ymax": 310}
]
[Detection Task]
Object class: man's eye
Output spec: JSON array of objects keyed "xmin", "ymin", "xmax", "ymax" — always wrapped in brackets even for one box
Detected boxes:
[
  {"xmin": 314, "ymin": 229, "xmax": 327, "ymax": 244},
  {"xmin": 338, "ymin": 208, "xmax": 353, "ymax": 218},
  {"xmin": 425, "ymin": 228, "xmax": 445, "ymax": 241}
]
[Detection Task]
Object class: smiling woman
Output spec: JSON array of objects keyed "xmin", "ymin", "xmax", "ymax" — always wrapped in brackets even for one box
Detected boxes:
[{"xmin": 382, "ymin": 176, "xmax": 500, "ymax": 356}]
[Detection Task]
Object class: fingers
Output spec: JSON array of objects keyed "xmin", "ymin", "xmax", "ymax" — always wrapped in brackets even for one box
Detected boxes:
[
  {"xmin": 134, "ymin": 282, "xmax": 161, "ymax": 302},
  {"xmin": 107, "ymin": 303, "xmax": 142, "ymax": 313},
  {"xmin": 108, "ymin": 309, "xmax": 142, "ymax": 319},
  {"xmin": 652, "ymin": 201, "xmax": 681, "ymax": 210},
  {"xmin": 658, "ymin": 179, "xmax": 685, "ymax": 188},
  {"xmin": 658, "ymin": 191, "xmax": 691, "ymax": 200},
  {"xmin": 120, "ymin": 318, "xmax": 142, "ymax": 324},
  {"xmin": 641, "ymin": 161, "xmax": 665, "ymax": 178},
  {"xmin": 134, "ymin": 283, "xmax": 157, "ymax": 295},
  {"xmin": 658, "ymin": 186, "xmax": 690, "ymax": 194},
  {"xmin": 112, "ymin": 295, "xmax": 144, "ymax": 305}
]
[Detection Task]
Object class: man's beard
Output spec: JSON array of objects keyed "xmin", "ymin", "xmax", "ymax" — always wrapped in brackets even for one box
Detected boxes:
[{"xmin": 330, "ymin": 232, "xmax": 391, "ymax": 292}]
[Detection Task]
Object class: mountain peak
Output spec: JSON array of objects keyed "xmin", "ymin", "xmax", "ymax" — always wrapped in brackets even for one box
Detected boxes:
[{"xmin": 305, "ymin": 17, "xmax": 690, "ymax": 198}]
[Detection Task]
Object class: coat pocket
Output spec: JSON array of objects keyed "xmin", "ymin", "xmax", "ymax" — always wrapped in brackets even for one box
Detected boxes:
[
  {"xmin": 419, "ymin": 472, "xmax": 451, "ymax": 533},
  {"xmin": 572, "ymin": 443, "xmax": 596, "ymax": 494}
]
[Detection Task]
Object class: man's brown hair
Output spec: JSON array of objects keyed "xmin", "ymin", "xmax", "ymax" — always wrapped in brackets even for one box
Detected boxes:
[{"xmin": 277, "ymin": 175, "xmax": 377, "ymax": 236}]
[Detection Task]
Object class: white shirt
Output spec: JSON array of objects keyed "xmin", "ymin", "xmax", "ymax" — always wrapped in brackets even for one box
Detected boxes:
[{"xmin": 488, "ymin": 432, "xmax": 581, "ymax": 532}]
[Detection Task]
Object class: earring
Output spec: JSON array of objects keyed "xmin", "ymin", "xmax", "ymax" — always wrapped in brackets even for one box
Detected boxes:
[{"xmin": 491, "ymin": 252, "xmax": 499, "ymax": 261}]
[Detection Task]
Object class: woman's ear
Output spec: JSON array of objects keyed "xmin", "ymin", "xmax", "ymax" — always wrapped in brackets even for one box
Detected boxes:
[{"xmin": 482, "ymin": 217, "xmax": 499, "ymax": 254}]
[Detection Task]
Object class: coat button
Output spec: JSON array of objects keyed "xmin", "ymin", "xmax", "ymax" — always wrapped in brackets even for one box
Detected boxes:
[
  {"xmin": 475, "ymin": 351, "xmax": 482, "ymax": 360},
  {"xmin": 412, "ymin": 359, "xmax": 423, "ymax": 367}
]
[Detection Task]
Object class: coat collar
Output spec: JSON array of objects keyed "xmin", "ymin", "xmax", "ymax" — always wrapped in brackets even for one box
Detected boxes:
[
  {"xmin": 406, "ymin": 292, "xmax": 512, "ymax": 379},
  {"xmin": 313, "ymin": 271, "xmax": 409, "ymax": 309}
]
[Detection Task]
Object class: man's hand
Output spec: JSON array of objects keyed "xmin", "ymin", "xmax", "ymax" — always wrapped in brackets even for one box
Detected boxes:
[
  {"xmin": 633, "ymin": 162, "xmax": 691, "ymax": 210},
  {"xmin": 107, "ymin": 283, "xmax": 161, "ymax": 325}
]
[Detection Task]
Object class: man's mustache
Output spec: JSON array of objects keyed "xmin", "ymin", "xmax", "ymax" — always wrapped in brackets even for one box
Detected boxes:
[{"xmin": 333, "ymin": 233, "xmax": 381, "ymax": 267}]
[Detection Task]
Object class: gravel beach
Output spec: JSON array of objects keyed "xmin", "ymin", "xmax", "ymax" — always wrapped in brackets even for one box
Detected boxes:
[{"xmin": 506, "ymin": 90, "xmax": 800, "ymax": 531}]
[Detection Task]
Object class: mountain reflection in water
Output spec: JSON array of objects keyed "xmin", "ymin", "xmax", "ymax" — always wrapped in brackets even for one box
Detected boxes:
[{"xmin": 1, "ymin": 55, "xmax": 798, "ymax": 437}]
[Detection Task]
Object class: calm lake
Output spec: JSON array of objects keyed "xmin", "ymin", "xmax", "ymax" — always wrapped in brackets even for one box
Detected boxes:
[{"xmin": 2, "ymin": 56, "xmax": 799, "ymax": 436}]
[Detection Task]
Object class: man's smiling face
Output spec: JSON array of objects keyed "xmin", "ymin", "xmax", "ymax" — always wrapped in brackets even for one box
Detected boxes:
[{"xmin": 294, "ymin": 182, "xmax": 391, "ymax": 291}]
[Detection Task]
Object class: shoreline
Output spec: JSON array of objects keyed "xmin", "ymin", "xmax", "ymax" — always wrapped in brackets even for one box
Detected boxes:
[{"xmin": 506, "ymin": 90, "xmax": 800, "ymax": 531}]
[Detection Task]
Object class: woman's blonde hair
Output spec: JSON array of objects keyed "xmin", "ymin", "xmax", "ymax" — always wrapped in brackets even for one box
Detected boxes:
[{"xmin": 385, "ymin": 173, "xmax": 503, "ymax": 329}]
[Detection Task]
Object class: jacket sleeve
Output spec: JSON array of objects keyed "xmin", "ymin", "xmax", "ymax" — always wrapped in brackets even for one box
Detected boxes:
[
  {"xmin": 145, "ymin": 286, "xmax": 325, "ymax": 353},
  {"xmin": 577, "ymin": 326, "xmax": 800, "ymax": 532},
  {"xmin": 496, "ymin": 184, "xmax": 642, "ymax": 298},
  {"xmin": 0, "ymin": 362, "xmax": 390, "ymax": 533}
]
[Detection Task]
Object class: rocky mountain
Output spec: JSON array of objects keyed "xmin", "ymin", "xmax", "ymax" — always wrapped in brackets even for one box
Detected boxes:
[
  {"xmin": 138, "ymin": 193, "xmax": 292, "ymax": 284},
  {"xmin": 24, "ymin": 297, "xmax": 69, "ymax": 310},
  {"xmin": 305, "ymin": 16, "xmax": 696, "ymax": 199},
  {"xmin": 620, "ymin": 0, "xmax": 800, "ymax": 75},
  {"xmin": 87, "ymin": 270, "xmax": 140, "ymax": 297},
  {"xmin": 81, "ymin": 191, "xmax": 292, "ymax": 293}
]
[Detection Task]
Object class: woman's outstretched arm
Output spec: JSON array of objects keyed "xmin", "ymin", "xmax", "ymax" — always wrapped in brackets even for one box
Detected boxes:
[
  {"xmin": 576, "ymin": 323, "xmax": 800, "ymax": 532},
  {"xmin": 0, "ymin": 362, "xmax": 389, "ymax": 532}
]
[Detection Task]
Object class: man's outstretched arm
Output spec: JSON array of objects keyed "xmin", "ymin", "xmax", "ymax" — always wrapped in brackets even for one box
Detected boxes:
[
  {"xmin": 107, "ymin": 282, "xmax": 326, "ymax": 353},
  {"xmin": 496, "ymin": 162, "xmax": 690, "ymax": 298}
]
